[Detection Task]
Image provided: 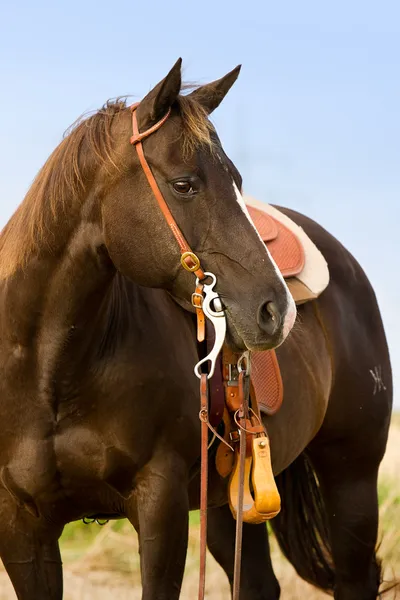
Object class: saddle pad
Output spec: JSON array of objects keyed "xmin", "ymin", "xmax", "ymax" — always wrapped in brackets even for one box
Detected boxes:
[
  {"xmin": 244, "ymin": 195, "xmax": 330, "ymax": 302},
  {"xmin": 247, "ymin": 205, "xmax": 305, "ymax": 278},
  {"xmin": 250, "ymin": 349, "xmax": 283, "ymax": 416}
]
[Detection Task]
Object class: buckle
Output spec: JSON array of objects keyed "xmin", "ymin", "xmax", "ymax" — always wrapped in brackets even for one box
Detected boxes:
[
  {"xmin": 181, "ymin": 251, "xmax": 201, "ymax": 272},
  {"xmin": 192, "ymin": 292, "xmax": 203, "ymax": 308},
  {"xmin": 228, "ymin": 363, "xmax": 239, "ymax": 382},
  {"xmin": 229, "ymin": 431, "xmax": 240, "ymax": 443}
]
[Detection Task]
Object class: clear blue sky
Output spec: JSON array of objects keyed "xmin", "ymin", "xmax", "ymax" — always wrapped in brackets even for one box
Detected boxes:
[{"xmin": 1, "ymin": 1, "xmax": 399, "ymax": 406}]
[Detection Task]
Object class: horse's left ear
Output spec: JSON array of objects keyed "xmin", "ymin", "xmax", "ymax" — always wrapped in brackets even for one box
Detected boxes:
[
  {"xmin": 137, "ymin": 58, "xmax": 182, "ymax": 127},
  {"xmin": 188, "ymin": 65, "xmax": 241, "ymax": 114}
]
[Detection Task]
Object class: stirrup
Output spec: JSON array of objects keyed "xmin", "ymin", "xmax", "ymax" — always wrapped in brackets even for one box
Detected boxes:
[{"xmin": 228, "ymin": 434, "xmax": 281, "ymax": 524}]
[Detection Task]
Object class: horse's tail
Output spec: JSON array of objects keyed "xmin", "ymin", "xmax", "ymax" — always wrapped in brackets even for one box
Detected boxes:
[{"xmin": 270, "ymin": 452, "xmax": 336, "ymax": 592}]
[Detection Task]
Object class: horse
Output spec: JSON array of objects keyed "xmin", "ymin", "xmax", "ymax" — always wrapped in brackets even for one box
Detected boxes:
[
  {"xmin": 0, "ymin": 59, "xmax": 297, "ymax": 600},
  {"xmin": 0, "ymin": 57, "xmax": 392, "ymax": 600}
]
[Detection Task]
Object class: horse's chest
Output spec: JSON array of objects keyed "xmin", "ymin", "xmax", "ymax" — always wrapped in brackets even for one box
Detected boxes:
[
  {"xmin": 52, "ymin": 383, "xmax": 165, "ymax": 501},
  {"xmin": 53, "ymin": 420, "xmax": 140, "ymax": 496},
  {"xmin": 0, "ymin": 344, "xmax": 197, "ymax": 514}
]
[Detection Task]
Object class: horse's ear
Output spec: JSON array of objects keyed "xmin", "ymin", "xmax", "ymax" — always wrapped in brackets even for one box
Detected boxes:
[
  {"xmin": 188, "ymin": 65, "xmax": 241, "ymax": 114},
  {"xmin": 137, "ymin": 58, "xmax": 182, "ymax": 126}
]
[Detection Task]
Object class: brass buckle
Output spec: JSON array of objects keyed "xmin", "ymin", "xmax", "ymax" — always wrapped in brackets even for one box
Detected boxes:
[{"xmin": 181, "ymin": 251, "xmax": 201, "ymax": 272}]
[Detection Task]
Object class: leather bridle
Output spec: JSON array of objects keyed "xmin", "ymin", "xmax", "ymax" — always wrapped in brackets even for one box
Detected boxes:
[
  {"xmin": 129, "ymin": 102, "xmax": 249, "ymax": 600},
  {"xmin": 130, "ymin": 103, "xmax": 205, "ymax": 280}
]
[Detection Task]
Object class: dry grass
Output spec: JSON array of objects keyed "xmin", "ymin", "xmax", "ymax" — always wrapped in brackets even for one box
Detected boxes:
[{"xmin": 0, "ymin": 419, "xmax": 399, "ymax": 599}]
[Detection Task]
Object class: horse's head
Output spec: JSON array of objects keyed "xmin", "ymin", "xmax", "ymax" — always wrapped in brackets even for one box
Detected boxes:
[{"xmin": 102, "ymin": 59, "xmax": 296, "ymax": 351}]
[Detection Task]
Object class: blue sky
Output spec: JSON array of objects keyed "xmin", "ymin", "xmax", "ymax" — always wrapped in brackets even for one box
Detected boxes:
[{"xmin": 1, "ymin": 0, "xmax": 399, "ymax": 406}]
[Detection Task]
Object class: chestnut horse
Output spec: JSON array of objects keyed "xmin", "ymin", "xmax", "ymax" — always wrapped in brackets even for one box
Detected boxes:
[{"xmin": 0, "ymin": 58, "xmax": 392, "ymax": 600}]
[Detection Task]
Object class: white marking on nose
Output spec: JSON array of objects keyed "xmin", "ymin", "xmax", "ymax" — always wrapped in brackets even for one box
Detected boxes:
[{"xmin": 232, "ymin": 181, "xmax": 297, "ymax": 341}]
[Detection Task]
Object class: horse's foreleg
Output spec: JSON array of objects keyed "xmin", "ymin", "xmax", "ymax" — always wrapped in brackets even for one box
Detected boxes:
[
  {"xmin": 129, "ymin": 455, "xmax": 189, "ymax": 600},
  {"xmin": 207, "ymin": 503, "xmax": 280, "ymax": 599},
  {"xmin": 0, "ymin": 488, "xmax": 63, "ymax": 600}
]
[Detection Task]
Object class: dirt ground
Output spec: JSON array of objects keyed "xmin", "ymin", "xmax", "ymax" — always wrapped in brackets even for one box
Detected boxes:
[{"xmin": 0, "ymin": 555, "xmax": 333, "ymax": 599}]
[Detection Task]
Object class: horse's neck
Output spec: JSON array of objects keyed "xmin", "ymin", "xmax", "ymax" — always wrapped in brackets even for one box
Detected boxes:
[{"xmin": 1, "ymin": 219, "xmax": 119, "ymax": 401}]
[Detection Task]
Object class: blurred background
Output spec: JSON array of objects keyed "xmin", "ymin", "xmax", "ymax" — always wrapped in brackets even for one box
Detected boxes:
[{"xmin": 0, "ymin": 0, "xmax": 399, "ymax": 597}]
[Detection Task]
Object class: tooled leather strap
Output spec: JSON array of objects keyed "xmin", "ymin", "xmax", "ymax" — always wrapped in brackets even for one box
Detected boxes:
[{"xmin": 130, "ymin": 103, "xmax": 205, "ymax": 280}]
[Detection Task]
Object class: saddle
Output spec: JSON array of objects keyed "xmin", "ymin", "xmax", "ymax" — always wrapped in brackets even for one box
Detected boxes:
[
  {"xmin": 210, "ymin": 197, "xmax": 329, "ymax": 523},
  {"xmin": 216, "ymin": 197, "xmax": 329, "ymax": 418}
]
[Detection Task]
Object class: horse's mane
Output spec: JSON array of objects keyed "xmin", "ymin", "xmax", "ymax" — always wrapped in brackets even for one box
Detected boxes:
[{"xmin": 0, "ymin": 91, "xmax": 214, "ymax": 280}]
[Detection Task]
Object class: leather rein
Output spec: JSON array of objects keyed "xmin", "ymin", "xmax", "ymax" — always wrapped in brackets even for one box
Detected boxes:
[{"xmin": 130, "ymin": 103, "xmax": 249, "ymax": 600}]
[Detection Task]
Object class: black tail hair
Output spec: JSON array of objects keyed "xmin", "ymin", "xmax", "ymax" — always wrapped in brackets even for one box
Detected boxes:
[
  {"xmin": 270, "ymin": 452, "xmax": 336, "ymax": 592},
  {"xmin": 271, "ymin": 451, "xmax": 399, "ymax": 597}
]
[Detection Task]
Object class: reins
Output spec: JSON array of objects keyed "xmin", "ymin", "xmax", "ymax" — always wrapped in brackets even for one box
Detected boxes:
[{"xmin": 129, "ymin": 102, "xmax": 247, "ymax": 600}]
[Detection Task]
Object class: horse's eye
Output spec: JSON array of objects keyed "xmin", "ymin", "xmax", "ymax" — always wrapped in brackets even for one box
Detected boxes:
[{"xmin": 173, "ymin": 180, "xmax": 193, "ymax": 194}]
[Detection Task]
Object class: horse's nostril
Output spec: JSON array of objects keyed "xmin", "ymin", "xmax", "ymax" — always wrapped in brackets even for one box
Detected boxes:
[{"xmin": 257, "ymin": 301, "xmax": 281, "ymax": 336}]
